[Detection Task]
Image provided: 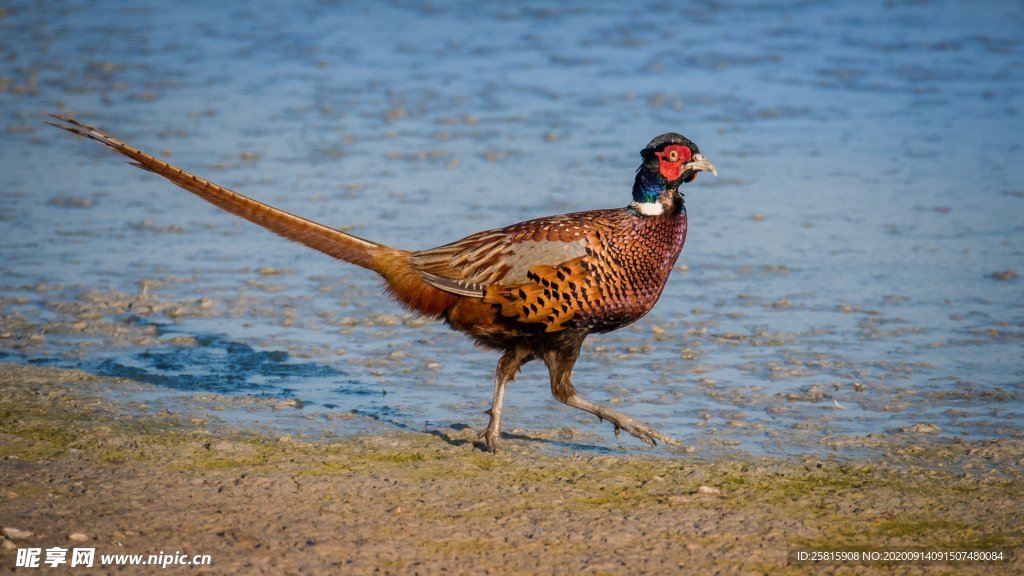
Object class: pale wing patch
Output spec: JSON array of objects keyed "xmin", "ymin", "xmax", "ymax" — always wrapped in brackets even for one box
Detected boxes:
[{"xmin": 411, "ymin": 235, "xmax": 587, "ymax": 296}]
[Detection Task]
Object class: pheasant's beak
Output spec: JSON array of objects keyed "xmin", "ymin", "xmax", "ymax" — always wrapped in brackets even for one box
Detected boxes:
[{"xmin": 686, "ymin": 154, "xmax": 717, "ymax": 177}]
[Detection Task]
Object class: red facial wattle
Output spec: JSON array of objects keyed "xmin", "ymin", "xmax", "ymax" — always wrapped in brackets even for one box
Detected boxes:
[{"xmin": 655, "ymin": 144, "xmax": 692, "ymax": 181}]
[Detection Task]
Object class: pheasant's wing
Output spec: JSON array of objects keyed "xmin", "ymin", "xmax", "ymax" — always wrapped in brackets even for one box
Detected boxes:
[{"xmin": 411, "ymin": 211, "xmax": 614, "ymax": 331}]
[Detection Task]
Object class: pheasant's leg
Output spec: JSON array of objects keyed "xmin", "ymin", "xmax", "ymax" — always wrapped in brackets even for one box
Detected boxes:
[
  {"xmin": 543, "ymin": 345, "xmax": 677, "ymax": 447},
  {"xmin": 560, "ymin": 394, "xmax": 677, "ymax": 446},
  {"xmin": 478, "ymin": 347, "xmax": 532, "ymax": 452}
]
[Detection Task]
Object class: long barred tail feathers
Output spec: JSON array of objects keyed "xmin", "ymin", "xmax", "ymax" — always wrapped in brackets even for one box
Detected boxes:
[{"xmin": 48, "ymin": 114, "xmax": 385, "ymax": 271}]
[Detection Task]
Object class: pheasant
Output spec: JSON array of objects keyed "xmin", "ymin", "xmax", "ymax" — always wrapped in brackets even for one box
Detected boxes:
[{"xmin": 49, "ymin": 115, "xmax": 716, "ymax": 452}]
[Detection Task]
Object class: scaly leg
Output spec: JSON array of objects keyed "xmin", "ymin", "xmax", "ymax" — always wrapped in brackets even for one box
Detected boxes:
[
  {"xmin": 543, "ymin": 345, "xmax": 677, "ymax": 447},
  {"xmin": 478, "ymin": 347, "xmax": 532, "ymax": 452}
]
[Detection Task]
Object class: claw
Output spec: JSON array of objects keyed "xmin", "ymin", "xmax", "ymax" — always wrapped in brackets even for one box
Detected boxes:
[
  {"xmin": 478, "ymin": 430, "xmax": 500, "ymax": 452},
  {"xmin": 611, "ymin": 418, "xmax": 677, "ymax": 447}
]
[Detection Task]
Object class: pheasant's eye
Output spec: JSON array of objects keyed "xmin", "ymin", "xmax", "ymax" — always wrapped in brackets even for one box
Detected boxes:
[{"xmin": 667, "ymin": 150, "xmax": 679, "ymax": 162}]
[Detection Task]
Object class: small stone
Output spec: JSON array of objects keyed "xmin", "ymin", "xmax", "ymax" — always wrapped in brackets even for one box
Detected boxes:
[
  {"xmin": 990, "ymin": 270, "xmax": 1017, "ymax": 281},
  {"xmin": 68, "ymin": 532, "xmax": 89, "ymax": 542},
  {"xmin": 274, "ymin": 398, "xmax": 304, "ymax": 410},
  {"xmin": 907, "ymin": 423, "xmax": 940, "ymax": 434},
  {"xmin": 695, "ymin": 485, "xmax": 722, "ymax": 496},
  {"xmin": 2, "ymin": 527, "xmax": 33, "ymax": 540},
  {"xmin": 388, "ymin": 505, "xmax": 402, "ymax": 515},
  {"xmin": 666, "ymin": 495, "xmax": 691, "ymax": 506},
  {"xmin": 372, "ymin": 313, "xmax": 400, "ymax": 326}
]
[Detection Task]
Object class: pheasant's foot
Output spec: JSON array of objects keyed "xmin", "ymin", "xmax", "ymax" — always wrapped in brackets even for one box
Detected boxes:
[
  {"xmin": 611, "ymin": 415, "xmax": 677, "ymax": 446},
  {"xmin": 564, "ymin": 394, "xmax": 677, "ymax": 446},
  {"xmin": 476, "ymin": 408, "xmax": 502, "ymax": 452},
  {"xmin": 476, "ymin": 426, "xmax": 501, "ymax": 452}
]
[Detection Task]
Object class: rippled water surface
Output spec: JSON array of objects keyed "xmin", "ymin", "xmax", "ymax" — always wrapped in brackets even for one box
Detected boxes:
[{"xmin": 1, "ymin": 0, "xmax": 1022, "ymax": 454}]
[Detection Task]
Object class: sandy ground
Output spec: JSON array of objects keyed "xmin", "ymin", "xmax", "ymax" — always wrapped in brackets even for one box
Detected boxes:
[{"xmin": 0, "ymin": 363, "xmax": 1021, "ymax": 574}]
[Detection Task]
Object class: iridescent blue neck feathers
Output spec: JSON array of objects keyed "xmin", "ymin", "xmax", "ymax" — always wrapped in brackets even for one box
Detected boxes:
[
  {"xmin": 632, "ymin": 167, "xmax": 667, "ymax": 204},
  {"xmin": 630, "ymin": 166, "xmax": 681, "ymax": 216}
]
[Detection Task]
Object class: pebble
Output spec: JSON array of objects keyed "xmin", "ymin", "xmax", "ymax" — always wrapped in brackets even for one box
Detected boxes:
[
  {"xmin": 274, "ymin": 398, "xmax": 304, "ymax": 410},
  {"xmin": 2, "ymin": 527, "xmax": 33, "ymax": 540},
  {"xmin": 695, "ymin": 485, "xmax": 722, "ymax": 496},
  {"xmin": 68, "ymin": 532, "xmax": 89, "ymax": 542},
  {"xmin": 906, "ymin": 423, "xmax": 940, "ymax": 434},
  {"xmin": 372, "ymin": 313, "xmax": 400, "ymax": 326},
  {"xmin": 666, "ymin": 495, "xmax": 691, "ymax": 506}
]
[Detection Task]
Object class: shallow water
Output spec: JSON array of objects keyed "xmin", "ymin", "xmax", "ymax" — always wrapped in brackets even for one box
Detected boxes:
[{"xmin": 1, "ymin": 0, "xmax": 1022, "ymax": 455}]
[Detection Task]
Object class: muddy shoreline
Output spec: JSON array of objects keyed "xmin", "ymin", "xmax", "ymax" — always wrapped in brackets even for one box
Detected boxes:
[{"xmin": 1, "ymin": 362, "xmax": 1020, "ymax": 574}]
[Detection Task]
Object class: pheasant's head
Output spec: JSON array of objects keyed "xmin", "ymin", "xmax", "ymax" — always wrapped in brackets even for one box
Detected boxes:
[
  {"xmin": 641, "ymin": 132, "xmax": 716, "ymax": 185},
  {"xmin": 632, "ymin": 133, "xmax": 716, "ymax": 213}
]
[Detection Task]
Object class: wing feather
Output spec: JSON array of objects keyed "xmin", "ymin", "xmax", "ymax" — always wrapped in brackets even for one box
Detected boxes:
[{"xmin": 411, "ymin": 210, "xmax": 619, "ymax": 331}]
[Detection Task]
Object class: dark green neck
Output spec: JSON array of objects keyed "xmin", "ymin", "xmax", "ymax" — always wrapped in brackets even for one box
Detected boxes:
[{"xmin": 632, "ymin": 168, "xmax": 669, "ymax": 204}]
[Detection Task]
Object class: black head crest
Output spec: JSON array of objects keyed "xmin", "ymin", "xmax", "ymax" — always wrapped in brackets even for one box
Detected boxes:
[{"xmin": 641, "ymin": 132, "xmax": 699, "ymax": 159}]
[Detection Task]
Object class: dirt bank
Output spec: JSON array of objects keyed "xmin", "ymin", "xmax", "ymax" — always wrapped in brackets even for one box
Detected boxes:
[{"xmin": 1, "ymin": 363, "xmax": 1021, "ymax": 574}]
